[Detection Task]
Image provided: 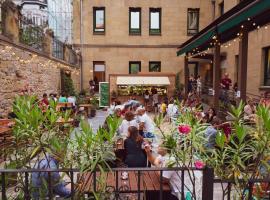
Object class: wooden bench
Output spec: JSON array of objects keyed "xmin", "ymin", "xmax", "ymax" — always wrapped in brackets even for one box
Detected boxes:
[{"xmin": 0, "ymin": 127, "xmax": 13, "ymax": 162}]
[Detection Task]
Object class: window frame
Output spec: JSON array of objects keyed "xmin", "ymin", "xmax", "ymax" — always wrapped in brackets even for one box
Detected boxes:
[
  {"xmin": 149, "ymin": 61, "xmax": 161, "ymax": 72},
  {"xmin": 129, "ymin": 7, "xmax": 141, "ymax": 35},
  {"xmin": 187, "ymin": 8, "xmax": 200, "ymax": 36},
  {"xmin": 129, "ymin": 61, "xmax": 141, "ymax": 74},
  {"xmin": 264, "ymin": 47, "xmax": 270, "ymax": 86},
  {"xmin": 219, "ymin": 1, "xmax": 224, "ymax": 16},
  {"xmin": 149, "ymin": 8, "xmax": 162, "ymax": 35},
  {"xmin": 93, "ymin": 7, "xmax": 105, "ymax": 34}
]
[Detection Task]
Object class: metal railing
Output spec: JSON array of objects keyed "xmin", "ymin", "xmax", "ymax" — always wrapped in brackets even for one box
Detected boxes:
[
  {"xmin": 52, "ymin": 37, "xmax": 64, "ymax": 60},
  {"xmin": 214, "ymin": 178, "xmax": 270, "ymax": 200},
  {"xmin": 19, "ymin": 16, "xmax": 45, "ymax": 51},
  {"xmin": 1, "ymin": 167, "xmax": 270, "ymax": 200},
  {"xmin": 0, "ymin": 167, "xmax": 212, "ymax": 200}
]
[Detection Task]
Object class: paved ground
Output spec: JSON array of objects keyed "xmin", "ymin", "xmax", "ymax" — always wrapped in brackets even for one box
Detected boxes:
[{"xmin": 88, "ymin": 110, "xmax": 108, "ymax": 132}]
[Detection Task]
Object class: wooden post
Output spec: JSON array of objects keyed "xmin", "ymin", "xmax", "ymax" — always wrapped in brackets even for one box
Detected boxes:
[
  {"xmin": 184, "ymin": 55, "xmax": 189, "ymax": 98},
  {"xmin": 238, "ymin": 30, "xmax": 248, "ymax": 102},
  {"xmin": 213, "ymin": 43, "xmax": 221, "ymax": 110}
]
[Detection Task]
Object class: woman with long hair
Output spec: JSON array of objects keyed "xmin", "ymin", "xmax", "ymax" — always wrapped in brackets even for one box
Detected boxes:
[{"xmin": 124, "ymin": 126, "xmax": 147, "ymax": 167}]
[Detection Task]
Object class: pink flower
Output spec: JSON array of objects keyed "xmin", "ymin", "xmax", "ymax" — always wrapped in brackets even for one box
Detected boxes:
[
  {"xmin": 178, "ymin": 124, "xmax": 192, "ymax": 135},
  {"xmin": 194, "ymin": 160, "xmax": 205, "ymax": 169}
]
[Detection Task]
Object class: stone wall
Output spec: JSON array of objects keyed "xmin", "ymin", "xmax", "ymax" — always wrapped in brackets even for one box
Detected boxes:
[{"xmin": 0, "ymin": 36, "xmax": 80, "ymax": 117}]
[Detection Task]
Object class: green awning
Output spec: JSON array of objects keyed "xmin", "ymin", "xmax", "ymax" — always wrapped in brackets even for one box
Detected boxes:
[
  {"xmin": 218, "ymin": 0, "xmax": 270, "ymax": 34},
  {"xmin": 177, "ymin": 29, "xmax": 215, "ymax": 56},
  {"xmin": 177, "ymin": 0, "xmax": 270, "ymax": 56}
]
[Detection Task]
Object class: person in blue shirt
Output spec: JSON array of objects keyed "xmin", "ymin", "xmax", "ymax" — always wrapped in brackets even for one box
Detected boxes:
[
  {"xmin": 31, "ymin": 154, "xmax": 71, "ymax": 199},
  {"xmin": 204, "ymin": 117, "xmax": 221, "ymax": 149}
]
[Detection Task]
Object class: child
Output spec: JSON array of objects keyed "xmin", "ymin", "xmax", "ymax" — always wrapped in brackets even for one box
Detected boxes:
[{"xmin": 160, "ymin": 100, "xmax": 167, "ymax": 118}]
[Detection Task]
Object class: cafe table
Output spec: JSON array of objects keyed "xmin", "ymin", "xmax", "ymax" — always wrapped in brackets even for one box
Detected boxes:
[{"xmin": 78, "ymin": 104, "xmax": 92, "ymax": 117}]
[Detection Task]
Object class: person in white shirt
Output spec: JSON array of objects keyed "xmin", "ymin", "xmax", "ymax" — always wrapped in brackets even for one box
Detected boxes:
[
  {"xmin": 167, "ymin": 100, "xmax": 179, "ymax": 123},
  {"xmin": 196, "ymin": 76, "xmax": 202, "ymax": 96},
  {"xmin": 152, "ymin": 92, "xmax": 159, "ymax": 113},
  {"xmin": 145, "ymin": 145, "xmax": 181, "ymax": 200},
  {"xmin": 67, "ymin": 96, "xmax": 76, "ymax": 107},
  {"xmin": 118, "ymin": 111, "xmax": 138, "ymax": 138},
  {"xmin": 136, "ymin": 107, "xmax": 155, "ymax": 138}
]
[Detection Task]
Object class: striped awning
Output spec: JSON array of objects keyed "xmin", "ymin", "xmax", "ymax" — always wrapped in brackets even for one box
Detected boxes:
[{"xmin": 116, "ymin": 76, "xmax": 170, "ymax": 85}]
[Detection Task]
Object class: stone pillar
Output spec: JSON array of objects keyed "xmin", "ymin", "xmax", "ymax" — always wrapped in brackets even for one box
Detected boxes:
[
  {"xmin": 238, "ymin": 29, "xmax": 248, "ymax": 103},
  {"xmin": 213, "ymin": 43, "xmax": 221, "ymax": 110},
  {"xmin": 1, "ymin": 1, "xmax": 20, "ymax": 42},
  {"xmin": 63, "ymin": 44, "xmax": 71, "ymax": 63},
  {"xmin": 43, "ymin": 29, "xmax": 53, "ymax": 56}
]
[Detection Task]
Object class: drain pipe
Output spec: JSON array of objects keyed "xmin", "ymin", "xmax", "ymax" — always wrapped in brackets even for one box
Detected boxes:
[{"xmin": 80, "ymin": 0, "xmax": 83, "ymax": 91}]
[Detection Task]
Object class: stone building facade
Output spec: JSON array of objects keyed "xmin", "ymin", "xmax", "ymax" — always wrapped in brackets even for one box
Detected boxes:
[{"xmin": 72, "ymin": 0, "xmax": 213, "ymax": 92}]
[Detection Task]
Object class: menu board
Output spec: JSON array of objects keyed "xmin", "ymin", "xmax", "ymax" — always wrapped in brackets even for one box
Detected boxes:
[{"xmin": 99, "ymin": 82, "xmax": 109, "ymax": 107}]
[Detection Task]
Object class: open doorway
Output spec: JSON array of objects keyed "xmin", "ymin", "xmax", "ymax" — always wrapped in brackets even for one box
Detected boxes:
[{"xmin": 93, "ymin": 61, "xmax": 106, "ymax": 92}]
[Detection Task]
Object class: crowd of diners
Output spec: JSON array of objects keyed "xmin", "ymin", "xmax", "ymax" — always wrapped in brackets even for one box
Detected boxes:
[{"xmin": 7, "ymin": 88, "xmax": 269, "ymax": 199}]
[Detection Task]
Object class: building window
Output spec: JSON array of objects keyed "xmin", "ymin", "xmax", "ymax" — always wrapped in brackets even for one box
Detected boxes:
[
  {"xmin": 149, "ymin": 8, "xmax": 161, "ymax": 35},
  {"xmin": 264, "ymin": 47, "xmax": 270, "ymax": 86},
  {"xmin": 187, "ymin": 8, "xmax": 199, "ymax": 36},
  {"xmin": 93, "ymin": 61, "xmax": 106, "ymax": 83},
  {"xmin": 129, "ymin": 8, "xmax": 141, "ymax": 35},
  {"xmin": 93, "ymin": 7, "xmax": 105, "ymax": 34},
  {"xmin": 129, "ymin": 61, "xmax": 141, "ymax": 74},
  {"xmin": 219, "ymin": 1, "xmax": 224, "ymax": 16},
  {"xmin": 149, "ymin": 61, "xmax": 161, "ymax": 72}
]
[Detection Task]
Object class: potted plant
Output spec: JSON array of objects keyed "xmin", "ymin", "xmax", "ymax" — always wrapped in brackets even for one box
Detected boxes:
[{"xmin": 90, "ymin": 96, "xmax": 99, "ymax": 117}]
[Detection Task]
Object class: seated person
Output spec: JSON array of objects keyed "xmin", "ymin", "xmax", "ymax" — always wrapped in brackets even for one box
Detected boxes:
[
  {"xmin": 39, "ymin": 93, "xmax": 49, "ymax": 112},
  {"xmin": 31, "ymin": 153, "xmax": 71, "ymax": 199},
  {"xmin": 118, "ymin": 111, "xmax": 138, "ymax": 138},
  {"xmin": 59, "ymin": 93, "xmax": 68, "ymax": 103},
  {"xmin": 204, "ymin": 107, "xmax": 216, "ymax": 124},
  {"xmin": 204, "ymin": 117, "xmax": 220, "ymax": 149},
  {"xmin": 244, "ymin": 99, "xmax": 256, "ymax": 121},
  {"xmin": 67, "ymin": 95, "xmax": 76, "ymax": 109},
  {"xmin": 145, "ymin": 145, "xmax": 180, "ymax": 200},
  {"xmin": 124, "ymin": 126, "xmax": 147, "ymax": 167},
  {"xmin": 136, "ymin": 107, "xmax": 155, "ymax": 138}
]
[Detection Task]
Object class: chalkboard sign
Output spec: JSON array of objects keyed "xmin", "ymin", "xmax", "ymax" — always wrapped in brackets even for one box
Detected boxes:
[{"xmin": 99, "ymin": 82, "xmax": 109, "ymax": 107}]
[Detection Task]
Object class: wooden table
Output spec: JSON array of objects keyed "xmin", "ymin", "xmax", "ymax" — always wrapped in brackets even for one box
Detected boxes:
[
  {"xmin": 78, "ymin": 171, "xmax": 171, "ymax": 199},
  {"xmin": 78, "ymin": 104, "xmax": 92, "ymax": 117},
  {"xmin": 56, "ymin": 102, "xmax": 73, "ymax": 111}
]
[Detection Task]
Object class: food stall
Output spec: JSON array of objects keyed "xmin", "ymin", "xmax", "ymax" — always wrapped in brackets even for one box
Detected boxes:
[{"xmin": 109, "ymin": 73, "xmax": 176, "ymax": 103}]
